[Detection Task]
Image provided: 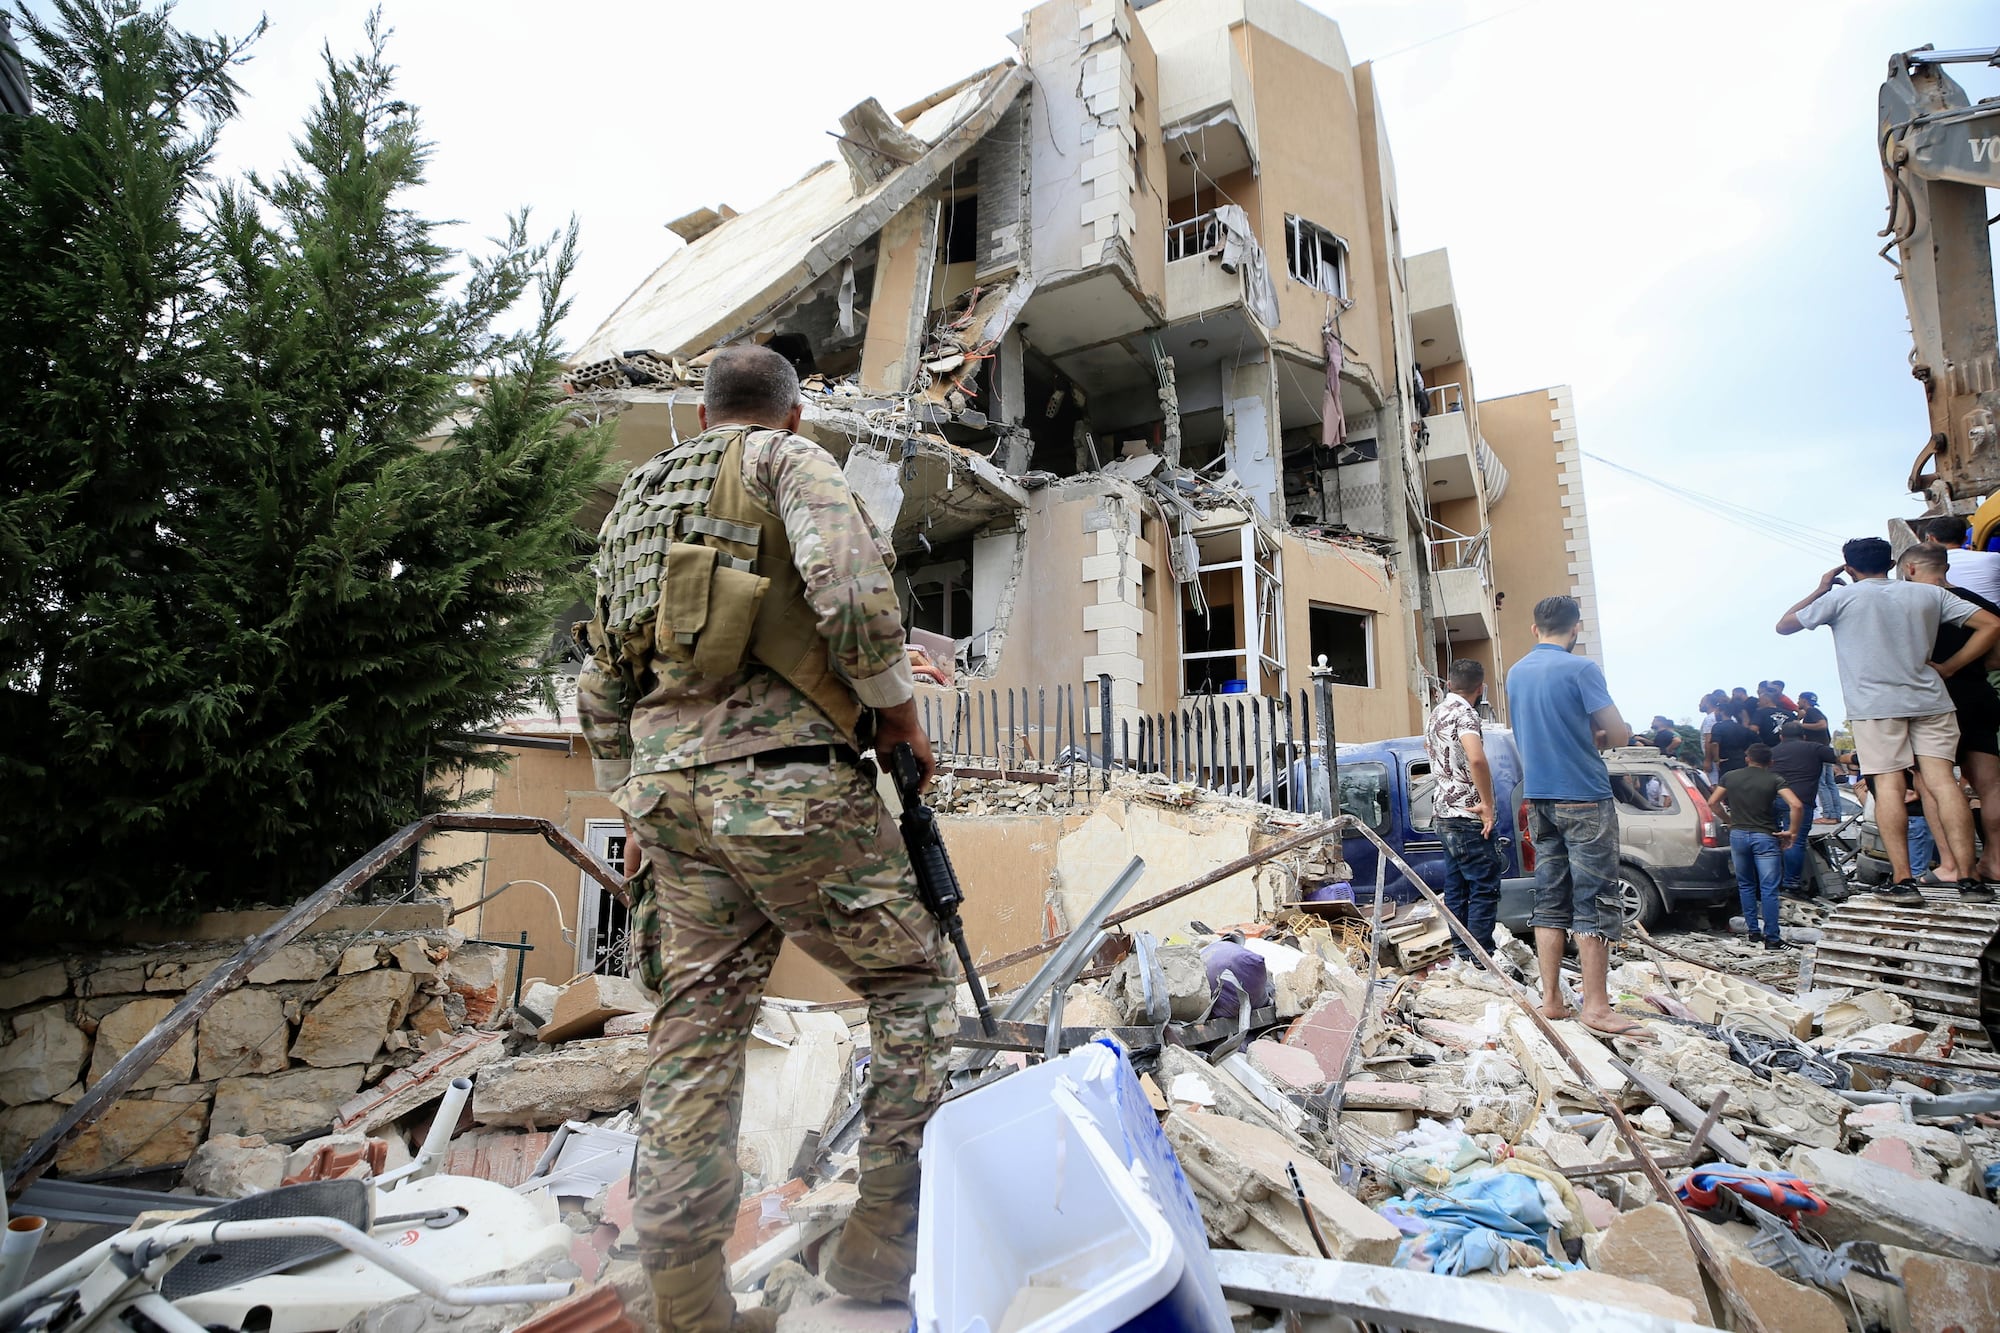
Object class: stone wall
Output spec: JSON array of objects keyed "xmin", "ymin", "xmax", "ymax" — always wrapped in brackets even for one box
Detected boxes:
[{"xmin": 0, "ymin": 906, "xmax": 509, "ymax": 1177}]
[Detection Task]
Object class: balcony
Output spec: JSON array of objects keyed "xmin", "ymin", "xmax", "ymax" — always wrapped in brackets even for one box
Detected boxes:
[
  {"xmin": 1164, "ymin": 211, "xmax": 1248, "ymax": 323},
  {"xmin": 1418, "ymin": 405, "xmax": 1478, "ymax": 502},
  {"xmin": 1406, "ymin": 248, "xmax": 1465, "ymax": 368},
  {"xmin": 1157, "ymin": 37, "xmax": 1259, "ymax": 200},
  {"xmin": 1430, "ymin": 526, "xmax": 1497, "ymax": 644}
]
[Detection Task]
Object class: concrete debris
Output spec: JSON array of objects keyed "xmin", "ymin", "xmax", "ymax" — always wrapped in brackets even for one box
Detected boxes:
[
  {"xmin": 519, "ymin": 980, "xmax": 562, "ymax": 1025},
  {"xmin": 472, "ymin": 1035, "xmax": 652, "ymax": 1128},
  {"xmin": 538, "ymin": 974, "xmax": 661, "ymax": 1044},
  {"xmin": 1472, "ymin": 1269, "xmax": 1705, "ymax": 1325},
  {"xmin": 1788, "ymin": 1145, "xmax": 2000, "ymax": 1263},
  {"xmin": 1163, "ymin": 1109, "xmax": 1400, "ymax": 1262},
  {"xmin": 1584, "ymin": 1203, "xmax": 1709, "ymax": 1324},
  {"xmin": 181, "ymin": 1132, "xmax": 287, "ymax": 1197},
  {"xmin": 332, "ymin": 1029, "xmax": 504, "ymax": 1132},
  {"xmin": 740, "ymin": 1010, "xmax": 854, "ymax": 1185}
]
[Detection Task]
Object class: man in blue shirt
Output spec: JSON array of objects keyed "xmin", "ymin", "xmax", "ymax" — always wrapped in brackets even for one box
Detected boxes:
[{"xmin": 1506, "ymin": 595, "xmax": 1641, "ymax": 1039}]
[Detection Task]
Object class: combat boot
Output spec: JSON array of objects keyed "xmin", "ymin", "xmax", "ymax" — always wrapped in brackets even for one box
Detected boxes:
[
  {"xmin": 823, "ymin": 1159, "xmax": 923, "ymax": 1304},
  {"xmin": 649, "ymin": 1250, "xmax": 779, "ymax": 1333}
]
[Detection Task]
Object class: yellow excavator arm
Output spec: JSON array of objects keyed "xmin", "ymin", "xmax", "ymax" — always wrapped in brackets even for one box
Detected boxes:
[{"xmin": 1880, "ymin": 45, "xmax": 2000, "ymax": 506}]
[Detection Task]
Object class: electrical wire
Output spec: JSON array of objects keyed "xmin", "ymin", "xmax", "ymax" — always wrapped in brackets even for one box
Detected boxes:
[
  {"xmin": 1581, "ymin": 450, "xmax": 1852, "ymax": 559},
  {"xmin": 1362, "ymin": 0, "xmax": 1545, "ymax": 64}
]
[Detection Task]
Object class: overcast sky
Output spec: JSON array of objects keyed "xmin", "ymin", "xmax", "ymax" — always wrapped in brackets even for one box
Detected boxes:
[{"xmin": 30, "ymin": 0, "xmax": 2000, "ymax": 727}]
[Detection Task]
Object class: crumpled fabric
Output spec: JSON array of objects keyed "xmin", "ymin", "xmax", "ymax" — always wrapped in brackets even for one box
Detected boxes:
[
  {"xmin": 1210, "ymin": 204, "xmax": 1280, "ymax": 328},
  {"xmin": 1202, "ymin": 939, "xmax": 1269, "ymax": 1020},
  {"xmin": 1379, "ymin": 1170, "xmax": 1564, "ymax": 1276}
]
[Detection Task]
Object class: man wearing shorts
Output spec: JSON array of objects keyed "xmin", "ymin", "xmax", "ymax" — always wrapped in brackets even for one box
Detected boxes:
[
  {"xmin": 1506, "ymin": 595, "xmax": 1643, "ymax": 1039},
  {"xmin": 1900, "ymin": 543, "xmax": 2000, "ymax": 882},
  {"xmin": 1778, "ymin": 537, "xmax": 2000, "ymax": 902}
]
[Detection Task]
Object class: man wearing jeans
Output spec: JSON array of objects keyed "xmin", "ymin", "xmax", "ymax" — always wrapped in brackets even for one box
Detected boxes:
[
  {"xmin": 1709, "ymin": 743, "xmax": 1805, "ymax": 949},
  {"xmin": 1423, "ymin": 658, "xmax": 1502, "ymax": 960},
  {"xmin": 1505, "ymin": 595, "xmax": 1642, "ymax": 1039}
]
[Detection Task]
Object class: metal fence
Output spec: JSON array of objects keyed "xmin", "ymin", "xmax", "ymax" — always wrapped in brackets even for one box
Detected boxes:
[{"xmin": 918, "ymin": 669, "xmax": 1340, "ymax": 812}]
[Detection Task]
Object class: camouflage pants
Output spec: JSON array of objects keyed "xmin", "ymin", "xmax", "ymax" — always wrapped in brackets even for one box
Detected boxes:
[{"xmin": 620, "ymin": 753, "xmax": 957, "ymax": 1266}]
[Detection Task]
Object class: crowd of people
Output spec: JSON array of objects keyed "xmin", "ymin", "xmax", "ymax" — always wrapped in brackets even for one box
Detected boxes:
[{"xmin": 1419, "ymin": 522, "xmax": 2000, "ymax": 1013}]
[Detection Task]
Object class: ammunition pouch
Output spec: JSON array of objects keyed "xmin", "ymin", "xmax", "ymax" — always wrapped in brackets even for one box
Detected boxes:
[{"xmin": 656, "ymin": 541, "xmax": 772, "ymax": 679}]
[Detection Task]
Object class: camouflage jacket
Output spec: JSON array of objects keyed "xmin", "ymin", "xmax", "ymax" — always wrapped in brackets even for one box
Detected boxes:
[{"xmin": 577, "ymin": 425, "xmax": 913, "ymax": 798}]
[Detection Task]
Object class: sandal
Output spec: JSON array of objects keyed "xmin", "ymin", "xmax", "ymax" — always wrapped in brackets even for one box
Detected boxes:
[
  {"xmin": 1580, "ymin": 1017, "xmax": 1658, "ymax": 1045},
  {"xmin": 1956, "ymin": 880, "xmax": 1996, "ymax": 903}
]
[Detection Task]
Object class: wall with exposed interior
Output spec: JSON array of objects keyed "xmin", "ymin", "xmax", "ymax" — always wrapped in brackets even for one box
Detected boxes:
[{"xmin": 1278, "ymin": 531, "xmax": 1421, "ymax": 740}]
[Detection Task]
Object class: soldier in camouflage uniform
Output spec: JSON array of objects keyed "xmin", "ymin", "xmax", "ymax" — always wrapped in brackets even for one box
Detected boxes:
[{"xmin": 577, "ymin": 344, "xmax": 954, "ymax": 1331}]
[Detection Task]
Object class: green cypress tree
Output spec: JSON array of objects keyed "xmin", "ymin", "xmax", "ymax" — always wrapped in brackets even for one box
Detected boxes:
[{"xmin": 0, "ymin": 2, "xmax": 607, "ymax": 927}]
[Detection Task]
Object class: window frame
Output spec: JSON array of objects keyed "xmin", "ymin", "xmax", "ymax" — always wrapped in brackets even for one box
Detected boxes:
[
  {"xmin": 1307, "ymin": 602, "xmax": 1376, "ymax": 689},
  {"xmin": 1338, "ymin": 760, "xmax": 1390, "ymax": 831},
  {"xmin": 1284, "ymin": 214, "xmax": 1350, "ymax": 300}
]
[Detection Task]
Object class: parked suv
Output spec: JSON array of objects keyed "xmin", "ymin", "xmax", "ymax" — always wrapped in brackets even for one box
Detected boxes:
[{"xmin": 1334, "ymin": 734, "xmax": 1736, "ymax": 930}]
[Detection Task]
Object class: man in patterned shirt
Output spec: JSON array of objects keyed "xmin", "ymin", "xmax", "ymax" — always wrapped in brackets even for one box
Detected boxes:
[
  {"xmin": 1424, "ymin": 658, "xmax": 1502, "ymax": 959},
  {"xmin": 577, "ymin": 344, "xmax": 952, "ymax": 1328}
]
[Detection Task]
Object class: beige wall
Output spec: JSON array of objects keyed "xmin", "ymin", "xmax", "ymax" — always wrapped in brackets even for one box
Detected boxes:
[
  {"xmin": 1278, "ymin": 532, "xmax": 1421, "ymax": 740},
  {"xmin": 1481, "ymin": 385, "xmax": 1585, "ymax": 685},
  {"xmin": 452, "ymin": 740, "xmax": 624, "ymax": 991},
  {"xmin": 1237, "ymin": 24, "xmax": 1387, "ymax": 380}
]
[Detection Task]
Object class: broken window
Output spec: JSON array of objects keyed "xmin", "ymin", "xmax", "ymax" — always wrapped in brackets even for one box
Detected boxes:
[
  {"xmin": 1284, "ymin": 215, "xmax": 1348, "ymax": 300},
  {"xmin": 1408, "ymin": 759, "xmax": 1435, "ymax": 832},
  {"xmin": 904, "ymin": 544, "xmax": 975, "ymax": 639},
  {"xmin": 1338, "ymin": 761, "xmax": 1389, "ymax": 831},
  {"xmin": 1308, "ymin": 604, "xmax": 1373, "ymax": 688}
]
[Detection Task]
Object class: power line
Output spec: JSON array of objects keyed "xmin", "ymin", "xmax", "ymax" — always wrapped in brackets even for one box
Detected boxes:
[
  {"xmin": 1361, "ymin": 0, "xmax": 1544, "ymax": 64},
  {"xmin": 1581, "ymin": 451, "xmax": 1850, "ymax": 558}
]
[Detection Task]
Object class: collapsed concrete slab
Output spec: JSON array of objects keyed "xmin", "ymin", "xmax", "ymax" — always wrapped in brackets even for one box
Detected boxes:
[
  {"xmin": 1789, "ymin": 1146, "xmax": 2000, "ymax": 1263},
  {"xmin": 472, "ymin": 1036, "xmax": 652, "ymax": 1128},
  {"xmin": 1162, "ymin": 1110, "xmax": 1398, "ymax": 1263}
]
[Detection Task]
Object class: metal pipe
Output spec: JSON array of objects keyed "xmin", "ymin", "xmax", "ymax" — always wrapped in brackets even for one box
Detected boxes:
[
  {"xmin": 0, "ymin": 1214, "xmax": 46, "ymax": 1300},
  {"xmin": 127, "ymin": 1292, "xmax": 213, "ymax": 1333},
  {"xmin": 376, "ymin": 1076, "xmax": 473, "ymax": 1190},
  {"xmin": 0, "ymin": 1231, "xmax": 122, "ymax": 1326},
  {"xmin": 118, "ymin": 1217, "xmax": 574, "ymax": 1308}
]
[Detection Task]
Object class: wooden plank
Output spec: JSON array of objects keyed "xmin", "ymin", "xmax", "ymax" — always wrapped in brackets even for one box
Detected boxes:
[
  {"xmin": 5, "ymin": 816, "xmax": 437, "ymax": 1195},
  {"xmin": 1612, "ymin": 1060, "xmax": 1754, "ymax": 1166}
]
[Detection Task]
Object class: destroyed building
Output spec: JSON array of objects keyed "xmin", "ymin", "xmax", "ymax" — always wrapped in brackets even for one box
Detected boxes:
[{"xmin": 439, "ymin": 0, "xmax": 1600, "ymax": 994}]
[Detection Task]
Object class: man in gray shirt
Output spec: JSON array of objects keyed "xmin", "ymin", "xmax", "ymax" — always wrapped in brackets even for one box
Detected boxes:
[{"xmin": 1779, "ymin": 537, "xmax": 2000, "ymax": 901}]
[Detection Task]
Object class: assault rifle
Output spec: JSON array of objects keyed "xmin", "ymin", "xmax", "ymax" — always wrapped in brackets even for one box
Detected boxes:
[{"xmin": 888, "ymin": 742, "xmax": 997, "ymax": 1036}]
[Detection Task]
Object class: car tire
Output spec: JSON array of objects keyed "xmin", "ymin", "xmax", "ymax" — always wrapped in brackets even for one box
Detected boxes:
[{"xmin": 1616, "ymin": 863, "xmax": 1666, "ymax": 931}]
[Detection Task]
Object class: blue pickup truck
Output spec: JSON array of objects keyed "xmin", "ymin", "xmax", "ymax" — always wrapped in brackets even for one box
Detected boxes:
[{"xmin": 1325, "ymin": 730, "xmax": 1737, "ymax": 931}]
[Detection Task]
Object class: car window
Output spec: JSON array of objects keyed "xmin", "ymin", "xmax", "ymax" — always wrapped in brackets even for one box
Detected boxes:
[
  {"xmin": 1409, "ymin": 760, "xmax": 1435, "ymax": 833},
  {"xmin": 1611, "ymin": 772, "xmax": 1678, "ymax": 814},
  {"xmin": 1339, "ymin": 762, "xmax": 1389, "ymax": 831}
]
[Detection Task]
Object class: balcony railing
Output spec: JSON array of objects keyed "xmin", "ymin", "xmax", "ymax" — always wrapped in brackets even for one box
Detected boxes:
[
  {"xmin": 1429, "ymin": 525, "xmax": 1492, "ymax": 584},
  {"xmin": 1166, "ymin": 210, "xmax": 1224, "ymax": 264},
  {"xmin": 1422, "ymin": 380, "xmax": 1465, "ymax": 417}
]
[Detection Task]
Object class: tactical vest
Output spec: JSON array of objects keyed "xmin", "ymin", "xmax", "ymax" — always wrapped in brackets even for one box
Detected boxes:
[{"xmin": 591, "ymin": 425, "xmax": 863, "ymax": 744}]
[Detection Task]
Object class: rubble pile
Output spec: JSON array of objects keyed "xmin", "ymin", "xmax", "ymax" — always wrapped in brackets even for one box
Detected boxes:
[{"xmin": 17, "ymin": 837, "xmax": 2000, "ymax": 1331}]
